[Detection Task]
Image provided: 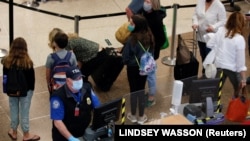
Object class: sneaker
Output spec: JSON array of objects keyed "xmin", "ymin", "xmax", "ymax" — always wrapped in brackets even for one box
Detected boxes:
[
  {"xmin": 137, "ymin": 115, "xmax": 148, "ymax": 125},
  {"xmin": 127, "ymin": 113, "xmax": 137, "ymax": 123},
  {"xmin": 146, "ymin": 99, "xmax": 156, "ymax": 107}
]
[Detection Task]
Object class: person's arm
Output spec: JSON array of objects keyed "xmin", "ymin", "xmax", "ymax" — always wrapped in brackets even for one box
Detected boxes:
[
  {"xmin": 236, "ymin": 36, "xmax": 247, "ymax": 85},
  {"xmin": 209, "ymin": 2, "xmax": 226, "ymax": 32},
  {"xmin": 50, "ymin": 96, "xmax": 80, "ymax": 141},
  {"xmin": 91, "ymin": 89, "xmax": 101, "ymax": 108},
  {"xmin": 53, "ymin": 120, "xmax": 76, "ymax": 140},
  {"xmin": 125, "ymin": 7, "xmax": 134, "ymax": 21},
  {"xmin": 192, "ymin": 2, "xmax": 199, "ymax": 30}
]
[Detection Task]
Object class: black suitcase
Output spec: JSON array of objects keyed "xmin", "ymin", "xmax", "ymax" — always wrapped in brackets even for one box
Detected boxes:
[
  {"xmin": 174, "ymin": 51, "xmax": 199, "ymax": 80},
  {"xmin": 91, "ymin": 48, "xmax": 124, "ymax": 91}
]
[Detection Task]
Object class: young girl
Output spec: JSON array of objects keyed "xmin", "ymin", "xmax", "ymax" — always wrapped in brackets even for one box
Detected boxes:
[
  {"xmin": 2, "ymin": 37, "xmax": 40, "ymax": 141},
  {"xmin": 122, "ymin": 14, "xmax": 155, "ymax": 125}
]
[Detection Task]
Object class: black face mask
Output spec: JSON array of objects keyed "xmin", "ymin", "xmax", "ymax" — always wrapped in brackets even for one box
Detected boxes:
[{"xmin": 206, "ymin": 0, "xmax": 212, "ymax": 2}]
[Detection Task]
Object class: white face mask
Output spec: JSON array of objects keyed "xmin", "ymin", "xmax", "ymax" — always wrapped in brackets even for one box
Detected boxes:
[
  {"xmin": 72, "ymin": 79, "xmax": 83, "ymax": 91},
  {"xmin": 143, "ymin": 2, "xmax": 152, "ymax": 12}
]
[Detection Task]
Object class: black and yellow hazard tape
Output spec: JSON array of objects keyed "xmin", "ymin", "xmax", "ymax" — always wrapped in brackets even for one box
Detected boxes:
[
  {"xmin": 121, "ymin": 97, "xmax": 126, "ymax": 125},
  {"xmin": 194, "ymin": 71, "xmax": 224, "ymax": 125}
]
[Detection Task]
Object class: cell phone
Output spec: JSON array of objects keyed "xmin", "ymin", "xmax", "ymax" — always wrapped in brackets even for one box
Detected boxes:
[{"xmin": 245, "ymin": 13, "xmax": 250, "ymax": 16}]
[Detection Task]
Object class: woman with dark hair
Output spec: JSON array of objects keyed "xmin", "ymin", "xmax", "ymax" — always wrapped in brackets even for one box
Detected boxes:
[
  {"xmin": 122, "ymin": 14, "xmax": 154, "ymax": 124},
  {"xmin": 206, "ymin": 11, "xmax": 247, "ymax": 94},
  {"xmin": 2, "ymin": 37, "xmax": 40, "ymax": 141}
]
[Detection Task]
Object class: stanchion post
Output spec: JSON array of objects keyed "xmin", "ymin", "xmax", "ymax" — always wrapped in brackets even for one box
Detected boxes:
[
  {"xmin": 74, "ymin": 15, "xmax": 80, "ymax": 34},
  {"xmin": 161, "ymin": 3, "xmax": 179, "ymax": 66}
]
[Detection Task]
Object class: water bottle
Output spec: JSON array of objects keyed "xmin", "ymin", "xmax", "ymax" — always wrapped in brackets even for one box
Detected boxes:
[{"xmin": 3, "ymin": 75, "xmax": 7, "ymax": 93}]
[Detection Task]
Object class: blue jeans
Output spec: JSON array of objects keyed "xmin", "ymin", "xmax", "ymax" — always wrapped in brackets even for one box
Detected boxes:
[
  {"xmin": 147, "ymin": 70, "xmax": 156, "ymax": 96},
  {"xmin": 9, "ymin": 90, "xmax": 33, "ymax": 132}
]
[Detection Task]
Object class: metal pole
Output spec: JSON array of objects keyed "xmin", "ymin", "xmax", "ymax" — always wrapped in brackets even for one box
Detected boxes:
[
  {"xmin": 9, "ymin": 0, "xmax": 13, "ymax": 46},
  {"xmin": 74, "ymin": 15, "xmax": 80, "ymax": 34},
  {"xmin": 161, "ymin": 3, "xmax": 178, "ymax": 66}
]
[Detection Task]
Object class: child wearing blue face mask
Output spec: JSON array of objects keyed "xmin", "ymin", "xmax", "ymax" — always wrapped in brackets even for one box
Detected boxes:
[
  {"xmin": 50, "ymin": 66, "xmax": 100, "ymax": 141},
  {"xmin": 122, "ymin": 14, "xmax": 154, "ymax": 125}
]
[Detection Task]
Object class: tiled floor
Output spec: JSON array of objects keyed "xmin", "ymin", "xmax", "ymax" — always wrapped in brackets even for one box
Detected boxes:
[{"xmin": 0, "ymin": 0, "xmax": 250, "ymax": 141}]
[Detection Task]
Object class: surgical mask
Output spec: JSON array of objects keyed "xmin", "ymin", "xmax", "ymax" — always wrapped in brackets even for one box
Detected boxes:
[
  {"xmin": 143, "ymin": 2, "xmax": 152, "ymax": 12},
  {"xmin": 72, "ymin": 79, "xmax": 83, "ymax": 91},
  {"xmin": 128, "ymin": 24, "xmax": 135, "ymax": 32}
]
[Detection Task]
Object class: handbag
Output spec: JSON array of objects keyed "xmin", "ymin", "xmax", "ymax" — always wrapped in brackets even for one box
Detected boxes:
[
  {"xmin": 115, "ymin": 22, "xmax": 131, "ymax": 45},
  {"xmin": 176, "ymin": 34, "xmax": 191, "ymax": 65},
  {"xmin": 225, "ymin": 86, "xmax": 250, "ymax": 122},
  {"xmin": 160, "ymin": 24, "xmax": 169, "ymax": 50},
  {"xmin": 203, "ymin": 49, "xmax": 217, "ymax": 78}
]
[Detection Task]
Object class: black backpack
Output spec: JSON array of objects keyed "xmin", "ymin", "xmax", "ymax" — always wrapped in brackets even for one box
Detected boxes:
[{"xmin": 6, "ymin": 66, "xmax": 28, "ymax": 97}]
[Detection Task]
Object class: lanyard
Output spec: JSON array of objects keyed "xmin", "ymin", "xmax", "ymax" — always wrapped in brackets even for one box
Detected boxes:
[{"xmin": 71, "ymin": 91, "xmax": 82, "ymax": 105}]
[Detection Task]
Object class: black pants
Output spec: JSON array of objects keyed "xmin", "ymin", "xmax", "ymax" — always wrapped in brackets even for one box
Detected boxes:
[
  {"xmin": 80, "ymin": 49, "xmax": 106, "ymax": 82},
  {"xmin": 198, "ymin": 41, "xmax": 211, "ymax": 74},
  {"xmin": 126, "ymin": 66, "xmax": 147, "ymax": 117}
]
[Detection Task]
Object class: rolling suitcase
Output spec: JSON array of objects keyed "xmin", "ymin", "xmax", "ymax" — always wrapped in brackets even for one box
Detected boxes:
[
  {"xmin": 174, "ymin": 32, "xmax": 199, "ymax": 80},
  {"xmin": 174, "ymin": 51, "xmax": 199, "ymax": 80},
  {"xmin": 91, "ymin": 47, "xmax": 124, "ymax": 91}
]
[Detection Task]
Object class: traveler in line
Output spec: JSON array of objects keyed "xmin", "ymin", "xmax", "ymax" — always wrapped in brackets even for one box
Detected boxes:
[
  {"xmin": 192, "ymin": 0, "xmax": 226, "ymax": 74},
  {"xmin": 45, "ymin": 32, "xmax": 78, "ymax": 94},
  {"xmin": 206, "ymin": 11, "xmax": 247, "ymax": 94},
  {"xmin": 47, "ymin": 28, "xmax": 106, "ymax": 82},
  {"xmin": 122, "ymin": 14, "xmax": 155, "ymax": 124},
  {"xmin": 142, "ymin": 0, "xmax": 166, "ymax": 107},
  {"xmin": 2, "ymin": 37, "xmax": 40, "ymax": 141}
]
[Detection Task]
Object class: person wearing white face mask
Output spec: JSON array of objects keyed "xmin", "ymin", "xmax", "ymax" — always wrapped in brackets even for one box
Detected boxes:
[
  {"xmin": 50, "ymin": 66, "xmax": 101, "ymax": 141},
  {"xmin": 142, "ymin": 0, "xmax": 166, "ymax": 107},
  {"xmin": 192, "ymin": 0, "xmax": 226, "ymax": 75}
]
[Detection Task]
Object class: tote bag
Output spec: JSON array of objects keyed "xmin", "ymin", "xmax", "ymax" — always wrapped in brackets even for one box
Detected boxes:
[
  {"xmin": 225, "ymin": 87, "xmax": 250, "ymax": 122},
  {"xmin": 160, "ymin": 24, "xmax": 169, "ymax": 50},
  {"xmin": 176, "ymin": 34, "xmax": 191, "ymax": 65},
  {"xmin": 115, "ymin": 22, "xmax": 131, "ymax": 45}
]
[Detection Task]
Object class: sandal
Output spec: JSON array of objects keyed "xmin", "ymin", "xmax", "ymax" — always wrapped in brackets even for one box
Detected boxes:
[
  {"xmin": 23, "ymin": 134, "xmax": 40, "ymax": 141},
  {"xmin": 8, "ymin": 130, "xmax": 17, "ymax": 140}
]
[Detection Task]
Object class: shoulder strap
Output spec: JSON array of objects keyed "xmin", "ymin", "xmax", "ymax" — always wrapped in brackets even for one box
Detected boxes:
[
  {"xmin": 51, "ymin": 51, "xmax": 72, "ymax": 66},
  {"xmin": 64, "ymin": 51, "xmax": 72, "ymax": 62},
  {"xmin": 138, "ymin": 41, "xmax": 149, "ymax": 52},
  {"xmin": 135, "ymin": 41, "xmax": 150, "ymax": 67},
  {"xmin": 51, "ymin": 52, "xmax": 60, "ymax": 61}
]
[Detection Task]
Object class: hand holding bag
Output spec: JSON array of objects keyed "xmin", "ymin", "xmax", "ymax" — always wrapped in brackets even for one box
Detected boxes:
[
  {"xmin": 225, "ymin": 86, "xmax": 250, "ymax": 122},
  {"xmin": 203, "ymin": 49, "xmax": 217, "ymax": 79}
]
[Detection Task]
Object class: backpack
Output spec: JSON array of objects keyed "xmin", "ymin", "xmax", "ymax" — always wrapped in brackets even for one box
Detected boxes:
[
  {"xmin": 135, "ymin": 41, "xmax": 156, "ymax": 76},
  {"xmin": 6, "ymin": 66, "xmax": 28, "ymax": 97},
  {"xmin": 50, "ymin": 51, "xmax": 72, "ymax": 91}
]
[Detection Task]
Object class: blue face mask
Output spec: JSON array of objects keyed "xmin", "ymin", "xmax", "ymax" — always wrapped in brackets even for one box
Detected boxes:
[
  {"xmin": 72, "ymin": 79, "xmax": 83, "ymax": 91},
  {"xmin": 128, "ymin": 24, "xmax": 135, "ymax": 32},
  {"xmin": 143, "ymin": 2, "xmax": 152, "ymax": 12}
]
